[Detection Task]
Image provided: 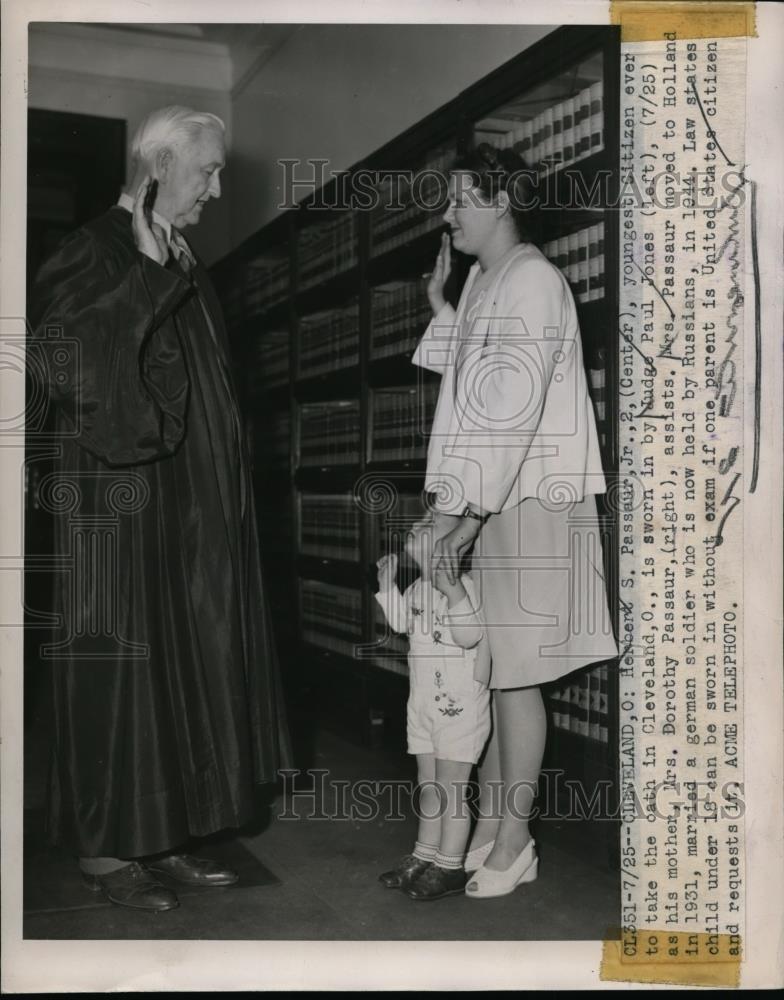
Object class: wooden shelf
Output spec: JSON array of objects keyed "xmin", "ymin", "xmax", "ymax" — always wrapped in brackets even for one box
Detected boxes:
[
  {"xmin": 296, "ymin": 265, "xmax": 360, "ymax": 313},
  {"xmin": 367, "ymin": 226, "xmax": 445, "ymax": 282},
  {"xmin": 294, "ymin": 365, "xmax": 361, "ymax": 402},
  {"xmin": 296, "ymin": 554, "xmax": 365, "ymax": 587},
  {"xmin": 242, "ymin": 300, "xmax": 291, "ymax": 332},
  {"xmin": 364, "ymin": 457, "xmax": 427, "ymax": 475},
  {"xmin": 295, "ymin": 466, "xmax": 361, "ymax": 491},
  {"xmin": 367, "ymin": 353, "xmax": 419, "ymax": 385}
]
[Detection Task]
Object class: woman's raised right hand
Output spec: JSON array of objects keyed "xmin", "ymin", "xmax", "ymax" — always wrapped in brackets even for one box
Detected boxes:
[{"xmin": 426, "ymin": 232, "xmax": 452, "ymax": 315}]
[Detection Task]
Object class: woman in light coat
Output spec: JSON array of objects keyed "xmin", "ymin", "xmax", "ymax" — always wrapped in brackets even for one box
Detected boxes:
[{"xmin": 414, "ymin": 143, "xmax": 618, "ymax": 897}]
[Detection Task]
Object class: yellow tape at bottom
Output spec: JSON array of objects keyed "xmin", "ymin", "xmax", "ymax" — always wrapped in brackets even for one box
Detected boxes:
[{"xmin": 601, "ymin": 930, "xmax": 742, "ymax": 987}]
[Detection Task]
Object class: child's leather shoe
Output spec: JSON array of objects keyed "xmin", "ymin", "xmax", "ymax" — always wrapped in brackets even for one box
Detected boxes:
[
  {"xmin": 379, "ymin": 854, "xmax": 432, "ymax": 889},
  {"xmin": 405, "ymin": 863, "xmax": 467, "ymax": 901}
]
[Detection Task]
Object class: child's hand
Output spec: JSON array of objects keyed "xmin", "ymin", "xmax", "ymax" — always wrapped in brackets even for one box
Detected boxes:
[{"xmin": 376, "ymin": 553, "xmax": 398, "ymax": 592}]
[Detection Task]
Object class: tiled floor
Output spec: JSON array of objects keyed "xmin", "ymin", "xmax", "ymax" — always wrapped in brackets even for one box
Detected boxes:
[{"xmin": 23, "ymin": 700, "xmax": 620, "ymax": 940}]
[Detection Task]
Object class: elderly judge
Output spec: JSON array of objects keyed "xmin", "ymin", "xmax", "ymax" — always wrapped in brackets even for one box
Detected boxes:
[{"xmin": 30, "ymin": 106, "xmax": 292, "ymax": 912}]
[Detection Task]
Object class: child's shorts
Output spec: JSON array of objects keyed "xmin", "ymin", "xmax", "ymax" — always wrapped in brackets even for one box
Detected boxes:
[{"xmin": 406, "ymin": 653, "xmax": 491, "ymax": 764}]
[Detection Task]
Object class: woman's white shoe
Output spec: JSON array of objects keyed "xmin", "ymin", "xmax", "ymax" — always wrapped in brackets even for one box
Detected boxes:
[
  {"xmin": 464, "ymin": 839, "xmax": 495, "ymax": 873},
  {"xmin": 465, "ymin": 838, "xmax": 538, "ymax": 898}
]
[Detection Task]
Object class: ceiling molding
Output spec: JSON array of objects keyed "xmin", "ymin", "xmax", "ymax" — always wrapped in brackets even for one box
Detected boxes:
[
  {"xmin": 28, "ymin": 65, "xmax": 233, "ymax": 108},
  {"xmin": 28, "ymin": 22, "xmax": 303, "ymax": 103},
  {"xmin": 29, "ymin": 22, "xmax": 230, "ymax": 57},
  {"xmin": 29, "ymin": 23, "xmax": 232, "ymax": 92}
]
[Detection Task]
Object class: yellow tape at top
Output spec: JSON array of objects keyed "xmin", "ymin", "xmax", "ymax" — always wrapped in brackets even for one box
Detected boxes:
[{"xmin": 611, "ymin": 1, "xmax": 756, "ymax": 41}]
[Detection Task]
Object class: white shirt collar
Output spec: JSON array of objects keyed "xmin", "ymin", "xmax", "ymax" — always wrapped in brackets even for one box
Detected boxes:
[{"xmin": 117, "ymin": 191, "xmax": 173, "ymax": 242}]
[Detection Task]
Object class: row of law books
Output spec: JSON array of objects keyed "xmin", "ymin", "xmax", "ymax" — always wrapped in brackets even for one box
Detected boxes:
[
  {"xmin": 371, "ymin": 278, "xmax": 431, "ymax": 361},
  {"xmin": 298, "ymin": 300, "xmax": 360, "ymax": 378},
  {"xmin": 369, "ymin": 148, "xmax": 453, "ymax": 256},
  {"xmin": 298, "ymin": 214, "xmax": 358, "ymax": 291},
  {"xmin": 299, "ymin": 493, "xmax": 361, "ymax": 561},
  {"xmin": 299, "ymin": 400, "xmax": 362, "ymax": 467},
  {"xmin": 297, "ymin": 489, "xmax": 431, "ymax": 564},
  {"xmin": 485, "ymin": 81, "xmax": 604, "ymax": 176},
  {"xmin": 300, "ymin": 578, "xmax": 363, "ymax": 658},
  {"xmin": 542, "ymin": 223, "xmax": 605, "ymax": 304},
  {"xmin": 245, "ymin": 254, "xmax": 290, "ymax": 316},
  {"xmin": 248, "ymin": 331, "xmax": 289, "ymax": 394},
  {"xmin": 370, "ymin": 383, "xmax": 440, "ymax": 463},
  {"xmin": 548, "ymin": 663, "xmax": 610, "ymax": 743}
]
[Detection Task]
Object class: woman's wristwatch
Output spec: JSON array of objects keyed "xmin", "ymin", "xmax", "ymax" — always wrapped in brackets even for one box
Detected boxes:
[{"xmin": 461, "ymin": 505, "xmax": 490, "ymax": 524}]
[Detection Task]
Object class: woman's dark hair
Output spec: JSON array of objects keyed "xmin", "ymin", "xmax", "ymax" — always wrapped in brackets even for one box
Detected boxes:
[{"xmin": 450, "ymin": 142, "xmax": 541, "ymax": 246}]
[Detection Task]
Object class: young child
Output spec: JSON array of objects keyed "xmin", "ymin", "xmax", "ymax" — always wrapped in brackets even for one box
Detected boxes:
[{"xmin": 375, "ymin": 511, "xmax": 491, "ymax": 900}]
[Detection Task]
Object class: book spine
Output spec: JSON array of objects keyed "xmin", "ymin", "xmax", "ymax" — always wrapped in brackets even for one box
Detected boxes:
[
  {"xmin": 577, "ymin": 87, "xmax": 591, "ymax": 160},
  {"xmin": 557, "ymin": 235, "xmax": 569, "ymax": 275},
  {"xmin": 562, "ymin": 97, "xmax": 575, "ymax": 169},
  {"xmin": 371, "ymin": 383, "xmax": 438, "ymax": 461},
  {"xmin": 300, "ymin": 578, "xmax": 363, "ymax": 656},
  {"xmin": 551, "ymin": 101, "xmax": 564, "ymax": 174},
  {"xmin": 566, "ymin": 231, "xmax": 579, "ymax": 293},
  {"xmin": 599, "ymin": 664, "xmax": 609, "ymax": 744},
  {"xmin": 299, "ymin": 401, "xmax": 361, "ymax": 467},
  {"xmin": 541, "ymin": 106, "xmax": 554, "ymax": 175},
  {"xmin": 589, "ymin": 667, "xmax": 602, "ymax": 741},
  {"xmin": 576, "ymin": 228, "xmax": 590, "ymax": 304},
  {"xmin": 590, "ymin": 80, "xmax": 604, "ymax": 156},
  {"xmin": 300, "ymin": 494, "xmax": 361, "ymax": 561}
]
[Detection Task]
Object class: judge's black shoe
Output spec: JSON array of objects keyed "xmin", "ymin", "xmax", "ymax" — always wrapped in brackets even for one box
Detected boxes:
[
  {"xmin": 81, "ymin": 861, "xmax": 179, "ymax": 912},
  {"xmin": 147, "ymin": 853, "xmax": 239, "ymax": 887},
  {"xmin": 405, "ymin": 863, "xmax": 468, "ymax": 901},
  {"xmin": 379, "ymin": 854, "xmax": 432, "ymax": 890}
]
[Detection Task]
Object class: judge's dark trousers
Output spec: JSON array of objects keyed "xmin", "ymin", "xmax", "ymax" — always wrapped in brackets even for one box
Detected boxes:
[{"xmin": 79, "ymin": 856, "xmax": 131, "ymax": 875}]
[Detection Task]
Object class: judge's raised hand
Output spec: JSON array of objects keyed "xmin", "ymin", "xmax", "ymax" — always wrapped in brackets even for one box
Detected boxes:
[
  {"xmin": 376, "ymin": 553, "xmax": 398, "ymax": 594},
  {"xmin": 426, "ymin": 232, "xmax": 451, "ymax": 316},
  {"xmin": 132, "ymin": 177, "xmax": 169, "ymax": 266}
]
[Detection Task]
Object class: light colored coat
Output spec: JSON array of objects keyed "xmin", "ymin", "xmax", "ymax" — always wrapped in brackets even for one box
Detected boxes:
[{"xmin": 412, "ymin": 243, "xmax": 606, "ymax": 514}]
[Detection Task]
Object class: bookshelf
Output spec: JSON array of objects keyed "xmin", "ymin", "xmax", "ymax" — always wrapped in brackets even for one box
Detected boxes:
[{"xmin": 212, "ymin": 25, "xmax": 621, "ymax": 866}]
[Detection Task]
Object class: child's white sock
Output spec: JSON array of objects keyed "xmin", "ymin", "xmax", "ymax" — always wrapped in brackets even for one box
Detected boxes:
[
  {"xmin": 434, "ymin": 850, "xmax": 464, "ymax": 870},
  {"xmin": 413, "ymin": 841, "xmax": 437, "ymax": 862}
]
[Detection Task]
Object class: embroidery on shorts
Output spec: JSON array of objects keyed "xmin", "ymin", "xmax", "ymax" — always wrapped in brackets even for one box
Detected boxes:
[{"xmin": 437, "ymin": 696, "xmax": 464, "ymax": 718}]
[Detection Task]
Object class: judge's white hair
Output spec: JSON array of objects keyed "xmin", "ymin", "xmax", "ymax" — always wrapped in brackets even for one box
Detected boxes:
[{"xmin": 131, "ymin": 106, "xmax": 225, "ymax": 167}]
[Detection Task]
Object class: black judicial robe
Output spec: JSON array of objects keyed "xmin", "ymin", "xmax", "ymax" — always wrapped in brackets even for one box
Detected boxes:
[{"xmin": 30, "ymin": 207, "xmax": 293, "ymax": 858}]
